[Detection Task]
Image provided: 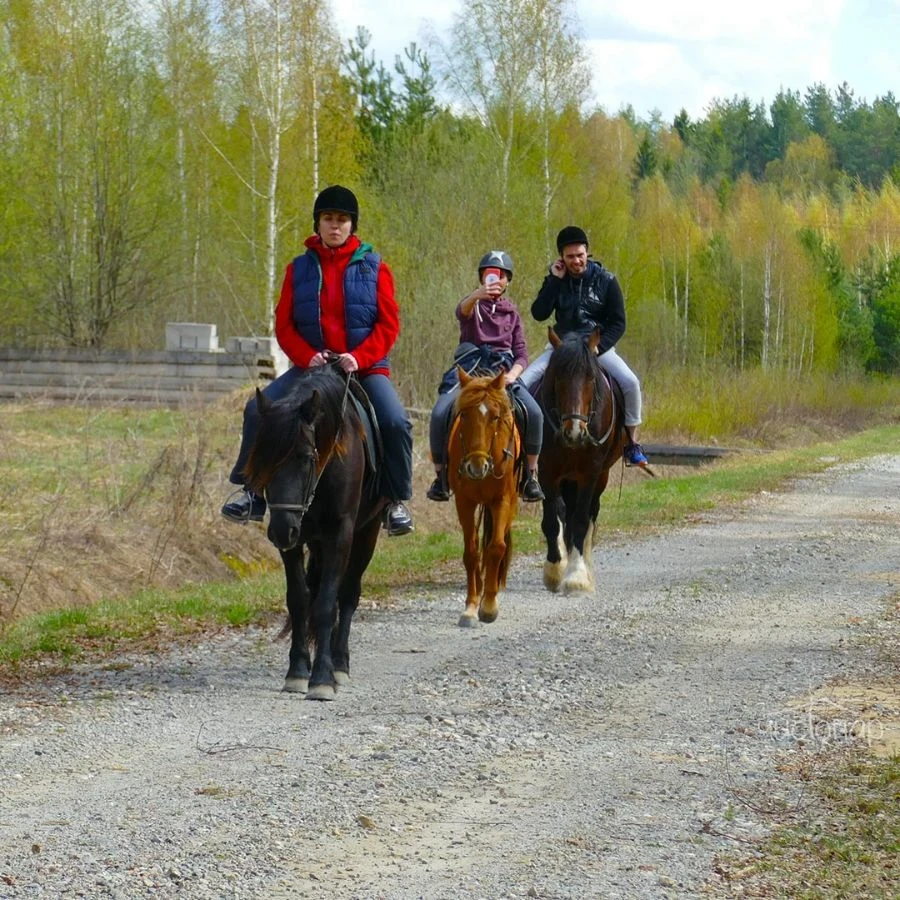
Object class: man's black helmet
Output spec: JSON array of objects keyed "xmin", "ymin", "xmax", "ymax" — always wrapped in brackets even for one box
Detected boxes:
[
  {"xmin": 556, "ymin": 225, "xmax": 589, "ymax": 253},
  {"xmin": 313, "ymin": 185, "xmax": 359, "ymax": 231},
  {"xmin": 477, "ymin": 250, "xmax": 514, "ymax": 282}
]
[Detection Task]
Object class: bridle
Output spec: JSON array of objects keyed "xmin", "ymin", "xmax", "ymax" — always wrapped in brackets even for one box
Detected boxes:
[
  {"xmin": 264, "ymin": 366, "xmax": 352, "ymax": 515},
  {"xmin": 456, "ymin": 398, "xmax": 517, "ymax": 480},
  {"xmin": 547, "ymin": 368, "xmax": 616, "ymax": 448}
]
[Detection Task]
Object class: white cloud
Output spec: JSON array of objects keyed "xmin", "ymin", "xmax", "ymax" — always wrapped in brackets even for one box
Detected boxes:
[{"xmin": 335, "ymin": 0, "xmax": 898, "ymax": 121}]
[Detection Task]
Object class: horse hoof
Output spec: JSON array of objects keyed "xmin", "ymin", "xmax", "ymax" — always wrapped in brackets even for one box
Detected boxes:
[
  {"xmin": 478, "ymin": 607, "xmax": 498, "ymax": 623},
  {"xmin": 282, "ymin": 677, "xmax": 309, "ymax": 694},
  {"xmin": 543, "ymin": 562, "xmax": 564, "ymax": 592},
  {"xmin": 458, "ymin": 613, "xmax": 479, "ymax": 628},
  {"xmin": 334, "ymin": 670, "xmax": 350, "ymax": 687},
  {"xmin": 306, "ymin": 683, "xmax": 337, "ymax": 701},
  {"xmin": 563, "ymin": 578, "xmax": 593, "ymax": 596}
]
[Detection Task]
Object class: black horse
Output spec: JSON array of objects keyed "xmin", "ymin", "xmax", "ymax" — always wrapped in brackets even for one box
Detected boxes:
[
  {"xmin": 243, "ymin": 365, "xmax": 387, "ymax": 700},
  {"xmin": 536, "ymin": 327, "xmax": 625, "ymax": 594}
]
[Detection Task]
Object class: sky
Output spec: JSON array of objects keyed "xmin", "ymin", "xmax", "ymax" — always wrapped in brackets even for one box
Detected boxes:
[{"xmin": 337, "ymin": 0, "xmax": 900, "ymax": 122}]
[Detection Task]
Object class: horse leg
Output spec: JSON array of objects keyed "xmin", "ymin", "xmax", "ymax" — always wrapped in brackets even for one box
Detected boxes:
[
  {"xmin": 540, "ymin": 490, "xmax": 566, "ymax": 592},
  {"xmin": 457, "ymin": 500, "xmax": 481, "ymax": 627},
  {"xmin": 331, "ymin": 515, "xmax": 381, "ymax": 686},
  {"xmin": 306, "ymin": 521, "xmax": 354, "ymax": 701},
  {"xmin": 579, "ymin": 485, "xmax": 603, "ymax": 587},
  {"xmin": 281, "ymin": 547, "xmax": 312, "ymax": 694},
  {"xmin": 478, "ymin": 502, "xmax": 513, "ymax": 623},
  {"xmin": 561, "ymin": 487, "xmax": 596, "ymax": 595}
]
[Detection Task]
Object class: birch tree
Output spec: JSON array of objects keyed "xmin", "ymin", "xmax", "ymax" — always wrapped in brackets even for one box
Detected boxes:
[
  {"xmin": 5, "ymin": 0, "xmax": 165, "ymax": 347},
  {"xmin": 440, "ymin": 0, "xmax": 587, "ymax": 223},
  {"xmin": 218, "ymin": 0, "xmax": 342, "ymax": 350},
  {"xmin": 152, "ymin": 0, "xmax": 219, "ymax": 320}
]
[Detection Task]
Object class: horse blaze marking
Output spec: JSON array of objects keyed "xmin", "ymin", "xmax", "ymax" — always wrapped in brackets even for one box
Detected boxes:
[{"xmin": 478, "ymin": 402, "xmax": 488, "ymax": 416}]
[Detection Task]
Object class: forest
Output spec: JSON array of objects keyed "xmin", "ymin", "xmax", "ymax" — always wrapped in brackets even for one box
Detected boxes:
[{"xmin": 1, "ymin": 0, "xmax": 899, "ymax": 409}]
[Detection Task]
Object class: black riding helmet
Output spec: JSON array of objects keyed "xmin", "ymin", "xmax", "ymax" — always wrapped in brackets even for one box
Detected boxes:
[
  {"xmin": 477, "ymin": 250, "xmax": 514, "ymax": 282},
  {"xmin": 313, "ymin": 185, "xmax": 359, "ymax": 233}
]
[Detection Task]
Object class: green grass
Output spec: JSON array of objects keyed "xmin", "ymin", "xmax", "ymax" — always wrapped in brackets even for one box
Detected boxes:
[
  {"xmin": 0, "ymin": 577, "xmax": 283, "ymax": 668},
  {"xmin": 645, "ymin": 367, "xmax": 899, "ymax": 443},
  {"xmin": 718, "ymin": 752, "xmax": 900, "ymax": 896}
]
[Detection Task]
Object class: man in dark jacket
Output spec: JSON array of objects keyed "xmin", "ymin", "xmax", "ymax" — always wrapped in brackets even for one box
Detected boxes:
[{"xmin": 520, "ymin": 226, "xmax": 648, "ymax": 467}]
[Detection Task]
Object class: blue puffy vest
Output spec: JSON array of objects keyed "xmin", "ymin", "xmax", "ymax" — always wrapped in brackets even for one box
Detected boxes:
[{"xmin": 291, "ymin": 245, "xmax": 388, "ymax": 370}]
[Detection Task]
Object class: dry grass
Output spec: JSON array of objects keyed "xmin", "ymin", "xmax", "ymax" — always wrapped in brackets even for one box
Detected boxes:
[{"xmin": 0, "ymin": 393, "xmax": 277, "ymax": 625}]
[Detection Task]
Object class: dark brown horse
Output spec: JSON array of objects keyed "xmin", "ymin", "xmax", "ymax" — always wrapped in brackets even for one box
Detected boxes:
[
  {"xmin": 537, "ymin": 327, "xmax": 625, "ymax": 594},
  {"xmin": 243, "ymin": 366, "xmax": 386, "ymax": 700},
  {"xmin": 448, "ymin": 368, "xmax": 520, "ymax": 626}
]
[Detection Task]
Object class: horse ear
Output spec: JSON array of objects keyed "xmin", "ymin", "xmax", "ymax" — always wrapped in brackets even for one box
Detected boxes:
[
  {"xmin": 299, "ymin": 388, "xmax": 324, "ymax": 424},
  {"xmin": 256, "ymin": 387, "xmax": 271, "ymax": 415},
  {"xmin": 491, "ymin": 370, "xmax": 506, "ymax": 390},
  {"xmin": 548, "ymin": 327, "xmax": 561, "ymax": 348},
  {"xmin": 588, "ymin": 326, "xmax": 602, "ymax": 353},
  {"xmin": 458, "ymin": 366, "xmax": 471, "ymax": 386}
]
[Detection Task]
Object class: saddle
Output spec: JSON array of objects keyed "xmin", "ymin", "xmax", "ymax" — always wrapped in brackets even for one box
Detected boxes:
[{"xmin": 346, "ymin": 378, "xmax": 383, "ymax": 494}]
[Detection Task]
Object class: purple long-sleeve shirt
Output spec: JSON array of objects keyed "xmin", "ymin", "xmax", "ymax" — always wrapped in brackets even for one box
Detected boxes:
[{"xmin": 456, "ymin": 295, "xmax": 529, "ymax": 371}]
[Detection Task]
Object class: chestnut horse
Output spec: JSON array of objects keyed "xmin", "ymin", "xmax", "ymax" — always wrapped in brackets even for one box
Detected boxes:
[
  {"xmin": 243, "ymin": 365, "xmax": 386, "ymax": 700},
  {"xmin": 447, "ymin": 368, "xmax": 521, "ymax": 626},
  {"xmin": 537, "ymin": 327, "xmax": 625, "ymax": 594}
]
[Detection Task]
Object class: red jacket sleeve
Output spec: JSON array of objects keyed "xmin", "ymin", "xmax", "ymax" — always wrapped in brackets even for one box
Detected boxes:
[
  {"xmin": 348, "ymin": 260, "xmax": 400, "ymax": 372},
  {"xmin": 275, "ymin": 263, "xmax": 318, "ymax": 367}
]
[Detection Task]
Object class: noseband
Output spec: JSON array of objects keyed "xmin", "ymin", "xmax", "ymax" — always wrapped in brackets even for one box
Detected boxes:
[{"xmin": 265, "ymin": 449, "xmax": 320, "ymax": 515}]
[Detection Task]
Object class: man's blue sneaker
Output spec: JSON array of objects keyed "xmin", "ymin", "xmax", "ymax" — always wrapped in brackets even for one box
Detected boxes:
[
  {"xmin": 221, "ymin": 489, "xmax": 267, "ymax": 523},
  {"xmin": 624, "ymin": 443, "xmax": 649, "ymax": 467}
]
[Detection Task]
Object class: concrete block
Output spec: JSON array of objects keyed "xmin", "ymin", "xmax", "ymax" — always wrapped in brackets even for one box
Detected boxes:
[
  {"xmin": 165, "ymin": 322, "xmax": 219, "ymax": 351},
  {"xmin": 224, "ymin": 336, "xmax": 277, "ymax": 357}
]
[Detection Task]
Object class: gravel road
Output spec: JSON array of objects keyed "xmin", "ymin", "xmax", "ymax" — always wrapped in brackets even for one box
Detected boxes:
[{"xmin": 2, "ymin": 455, "xmax": 898, "ymax": 899}]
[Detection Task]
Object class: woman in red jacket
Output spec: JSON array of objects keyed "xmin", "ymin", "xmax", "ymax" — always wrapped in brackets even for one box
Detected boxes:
[{"xmin": 222, "ymin": 185, "xmax": 414, "ymax": 536}]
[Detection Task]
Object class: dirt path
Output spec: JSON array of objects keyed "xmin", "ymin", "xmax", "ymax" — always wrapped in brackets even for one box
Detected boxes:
[{"xmin": 1, "ymin": 455, "xmax": 898, "ymax": 899}]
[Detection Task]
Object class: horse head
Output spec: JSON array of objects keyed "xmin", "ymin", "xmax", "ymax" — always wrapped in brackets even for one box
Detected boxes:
[
  {"xmin": 543, "ymin": 326, "xmax": 606, "ymax": 448},
  {"xmin": 246, "ymin": 370, "xmax": 343, "ymax": 551},
  {"xmin": 454, "ymin": 367, "xmax": 515, "ymax": 481}
]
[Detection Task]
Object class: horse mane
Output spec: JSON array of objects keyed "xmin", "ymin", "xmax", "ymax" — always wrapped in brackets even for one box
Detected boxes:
[
  {"xmin": 244, "ymin": 367, "xmax": 350, "ymax": 489},
  {"xmin": 545, "ymin": 332, "xmax": 602, "ymax": 387}
]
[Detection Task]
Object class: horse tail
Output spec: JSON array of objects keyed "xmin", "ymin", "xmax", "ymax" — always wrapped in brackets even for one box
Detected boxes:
[{"xmin": 276, "ymin": 614, "xmax": 292, "ymax": 641}]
